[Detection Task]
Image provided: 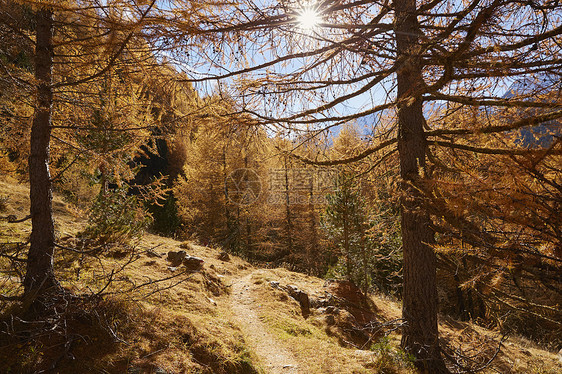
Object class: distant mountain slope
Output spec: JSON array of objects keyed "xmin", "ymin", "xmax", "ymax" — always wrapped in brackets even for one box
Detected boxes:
[{"xmin": 503, "ymin": 74, "xmax": 561, "ymax": 148}]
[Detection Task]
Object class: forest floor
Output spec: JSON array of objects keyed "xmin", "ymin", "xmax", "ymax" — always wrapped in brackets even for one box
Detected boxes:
[
  {"xmin": 230, "ymin": 271, "xmax": 301, "ymax": 373},
  {"xmin": 1, "ymin": 176, "xmax": 561, "ymax": 373}
]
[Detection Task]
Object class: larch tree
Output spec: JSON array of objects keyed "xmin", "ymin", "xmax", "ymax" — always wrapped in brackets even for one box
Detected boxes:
[
  {"xmin": 428, "ymin": 99, "xmax": 562, "ymax": 347},
  {"xmin": 173, "ymin": 96, "xmax": 270, "ymax": 249},
  {"xmin": 20, "ymin": 0, "xmax": 162, "ymax": 298},
  {"xmin": 322, "ymin": 126, "xmax": 369, "ymax": 287},
  {"xmin": 173, "ymin": 0, "xmax": 562, "ymax": 371},
  {"xmin": 0, "ymin": 0, "xmax": 216, "ymax": 300},
  {"xmin": 0, "ymin": 1, "xmax": 35, "ymax": 175}
]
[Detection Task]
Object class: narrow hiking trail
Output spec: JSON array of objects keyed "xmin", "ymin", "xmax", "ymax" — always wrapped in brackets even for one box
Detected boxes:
[{"xmin": 230, "ymin": 271, "xmax": 302, "ymax": 374}]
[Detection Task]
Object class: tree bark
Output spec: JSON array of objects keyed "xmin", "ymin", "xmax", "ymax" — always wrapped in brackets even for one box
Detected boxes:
[
  {"xmin": 394, "ymin": 0, "xmax": 449, "ymax": 371},
  {"xmin": 343, "ymin": 193, "xmax": 351, "ymax": 279},
  {"xmin": 23, "ymin": 8, "xmax": 59, "ymax": 297},
  {"xmin": 283, "ymin": 157, "xmax": 293, "ymax": 254}
]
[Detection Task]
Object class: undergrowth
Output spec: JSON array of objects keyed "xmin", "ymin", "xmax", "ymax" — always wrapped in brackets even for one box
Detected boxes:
[{"xmin": 0, "ymin": 293, "xmax": 260, "ymax": 374}]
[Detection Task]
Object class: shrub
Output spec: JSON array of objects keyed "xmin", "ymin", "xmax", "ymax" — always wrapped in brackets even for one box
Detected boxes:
[
  {"xmin": 79, "ymin": 186, "xmax": 152, "ymax": 245},
  {"xmin": 147, "ymin": 192, "xmax": 181, "ymax": 237}
]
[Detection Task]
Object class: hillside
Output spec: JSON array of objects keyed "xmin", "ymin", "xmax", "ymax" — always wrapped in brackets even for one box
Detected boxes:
[{"xmin": 1, "ymin": 177, "xmax": 561, "ymax": 374}]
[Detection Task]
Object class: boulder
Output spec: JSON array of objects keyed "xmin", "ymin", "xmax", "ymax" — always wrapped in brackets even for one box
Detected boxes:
[
  {"xmin": 183, "ymin": 255, "xmax": 204, "ymax": 271},
  {"xmin": 285, "ymin": 285, "xmax": 310, "ymax": 318},
  {"xmin": 167, "ymin": 250, "xmax": 186, "ymax": 266}
]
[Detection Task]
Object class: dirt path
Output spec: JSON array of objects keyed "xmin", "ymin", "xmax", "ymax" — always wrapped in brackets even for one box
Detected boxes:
[{"xmin": 230, "ymin": 272, "xmax": 301, "ymax": 374}]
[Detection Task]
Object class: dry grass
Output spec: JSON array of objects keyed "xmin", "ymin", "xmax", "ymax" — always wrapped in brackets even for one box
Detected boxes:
[
  {"xmin": 1, "ymin": 177, "xmax": 561, "ymax": 374},
  {"xmin": 439, "ymin": 317, "xmax": 562, "ymax": 373},
  {"xmin": 244, "ymin": 269, "xmax": 416, "ymax": 374},
  {"xmin": 0, "ymin": 177, "xmax": 262, "ymax": 374},
  {"xmin": 0, "ymin": 177, "xmax": 32, "ymax": 244}
]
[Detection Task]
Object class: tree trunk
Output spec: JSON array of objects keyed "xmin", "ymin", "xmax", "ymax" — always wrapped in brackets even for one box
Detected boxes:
[
  {"xmin": 307, "ymin": 181, "xmax": 319, "ymax": 273},
  {"xmin": 343, "ymin": 197, "xmax": 351, "ymax": 279},
  {"xmin": 24, "ymin": 8, "xmax": 59, "ymax": 297},
  {"xmin": 222, "ymin": 148, "xmax": 234, "ymax": 248},
  {"xmin": 394, "ymin": 0, "xmax": 449, "ymax": 372},
  {"xmin": 283, "ymin": 158, "xmax": 293, "ymax": 254}
]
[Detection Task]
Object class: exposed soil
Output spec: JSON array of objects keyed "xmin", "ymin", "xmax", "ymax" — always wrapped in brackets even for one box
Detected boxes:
[{"xmin": 230, "ymin": 272, "xmax": 302, "ymax": 374}]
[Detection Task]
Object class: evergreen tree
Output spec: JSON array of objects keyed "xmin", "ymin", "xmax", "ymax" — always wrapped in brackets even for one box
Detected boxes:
[
  {"xmin": 323, "ymin": 172, "xmax": 372, "ymax": 293},
  {"xmin": 1, "ymin": 0, "xmax": 215, "ymax": 299},
  {"xmin": 186, "ymin": 0, "xmax": 562, "ymax": 368}
]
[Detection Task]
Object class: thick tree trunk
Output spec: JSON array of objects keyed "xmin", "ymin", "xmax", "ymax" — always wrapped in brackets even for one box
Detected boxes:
[
  {"xmin": 23, "ymin": 8, "xmax": 59, "ymax": 297},
  {"xmin": 394, "ymin": 0, "xmax": 449, "ymax": 372}
]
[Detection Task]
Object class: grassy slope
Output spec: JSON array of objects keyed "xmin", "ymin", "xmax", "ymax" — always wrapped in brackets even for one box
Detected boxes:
[{"xmin": 0, "ymin": 177, "xmax": 560, "ymax": 374}]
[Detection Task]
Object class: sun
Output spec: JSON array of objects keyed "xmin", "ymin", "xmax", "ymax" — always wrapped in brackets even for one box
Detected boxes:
[{"xmin": 297, "ymin": 6, "xmax": 321, "ymax": 31}]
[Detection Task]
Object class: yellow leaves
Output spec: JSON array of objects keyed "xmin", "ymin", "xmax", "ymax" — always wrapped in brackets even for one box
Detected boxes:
[{"xmin": 433, "ymin": 244, "xmax": 460, "ymax": 255}]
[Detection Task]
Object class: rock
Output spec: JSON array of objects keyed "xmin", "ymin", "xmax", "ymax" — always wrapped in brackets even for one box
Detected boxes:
[
  {"xmin": 218, "ymin": 251, "xmax": 230, "ymax": 261},
  {"xmin": 167, "ymin": 250, "xmax": 186, "ymax": 266},
  {"xmin": 308, "ymin": 295, "xmax": 325, "ymax": 308},
  {"xmin": 270, "ymin": 281, "xmax": 280, "ymax": 289},
  {"xmin": 353, "ymin": 350, "xmax": 377, "ymax": 360},
  {"xmin": 325, "ymin": 314, "xmax": 336, "ymax": 325},
  {"xmin": 297, "ymin": 290, "xmax": 310, "ymax": 317},
  {"xmin": 183, "ymin": 255, "xmax": 204, "ymax": 270},
  {"xmin": 286, "ymin": 285, "xmax": 310, "ymax": 318}
]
